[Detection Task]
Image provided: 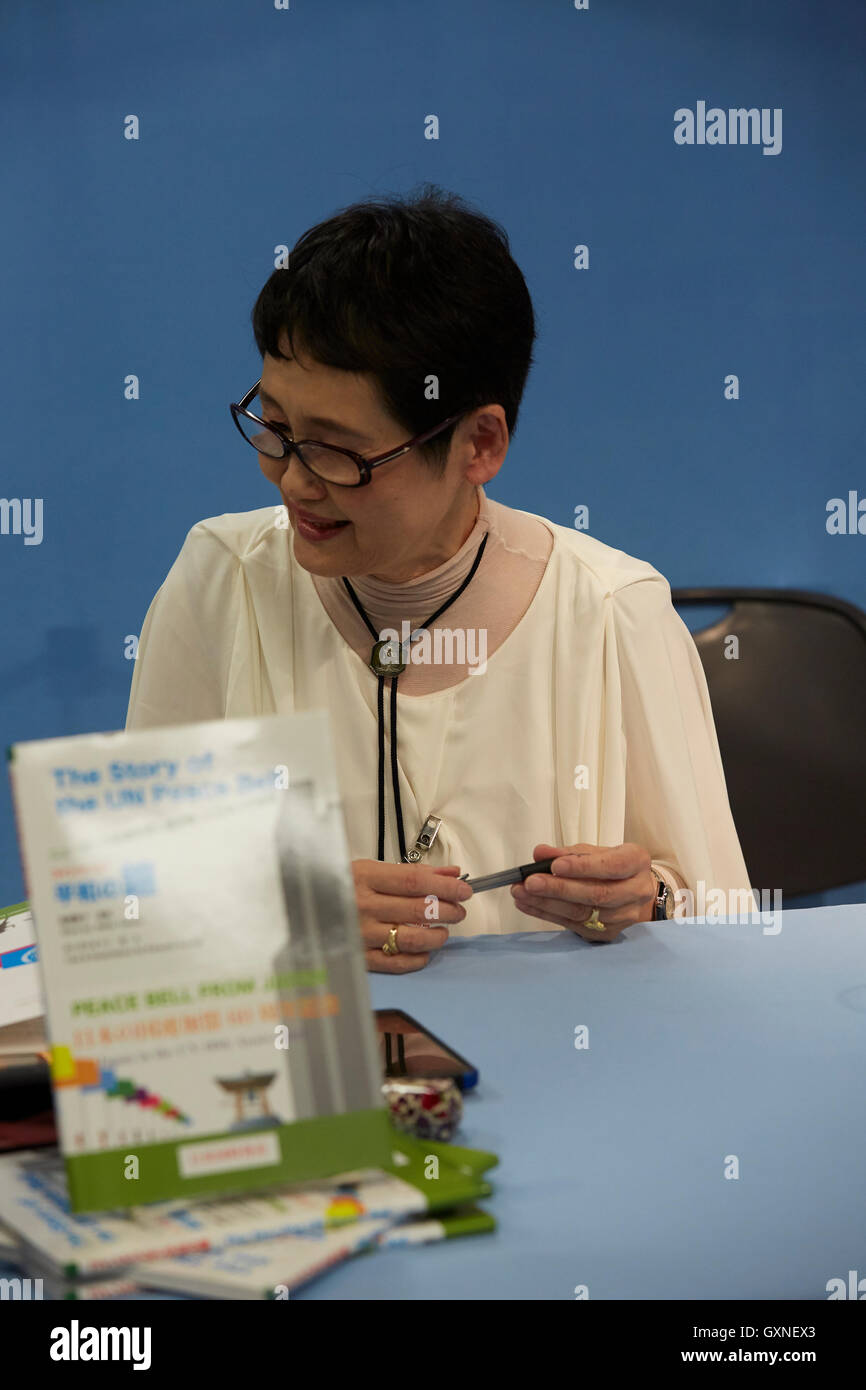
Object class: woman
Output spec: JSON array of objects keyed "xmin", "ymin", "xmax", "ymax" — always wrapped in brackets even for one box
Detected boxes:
[{"xmin": 126, "ymin": 185, "xmax": 753, "ymax": 972}]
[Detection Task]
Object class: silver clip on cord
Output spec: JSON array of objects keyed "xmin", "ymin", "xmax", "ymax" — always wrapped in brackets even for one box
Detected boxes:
[{"xmin": 403, "ymin": 814, "xmax": 443, "ymax": 864}]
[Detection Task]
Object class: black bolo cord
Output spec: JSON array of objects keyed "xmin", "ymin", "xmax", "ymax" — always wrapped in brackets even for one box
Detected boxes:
[{"xmin": 342, "ymin": 531, "xmax": 490, "ymax": 862}]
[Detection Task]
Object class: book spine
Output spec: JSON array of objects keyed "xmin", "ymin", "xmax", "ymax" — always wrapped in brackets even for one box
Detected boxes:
[{"xmin": 75, "ymin": 1236, "xmax": 211, "ymax": 1278}]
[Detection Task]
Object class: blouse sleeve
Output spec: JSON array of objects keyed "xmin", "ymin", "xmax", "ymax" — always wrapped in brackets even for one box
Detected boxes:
[
  {"xmin": 125, "ymin": 522, "xmax": 241, "ymax": 731},
  {"xmin": 611, "ymin": 573, "xmax": 755, "ymax": 912}
]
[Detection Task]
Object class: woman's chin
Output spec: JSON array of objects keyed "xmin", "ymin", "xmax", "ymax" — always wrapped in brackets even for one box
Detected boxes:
[{"xmin": 291, "ymin": 530, "xmax": 355, "ymax": 576}]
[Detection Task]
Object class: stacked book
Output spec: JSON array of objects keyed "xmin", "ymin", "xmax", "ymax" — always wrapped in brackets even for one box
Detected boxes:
[{"xmin": 0, "ymin": 1138, "xmax": 497, "ymax": 1299}]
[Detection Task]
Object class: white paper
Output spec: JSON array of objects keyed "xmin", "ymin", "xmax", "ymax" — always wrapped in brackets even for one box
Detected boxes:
[{"xmin": 0, "ymin": 906, "xmax": 44, "ymax": 1029}]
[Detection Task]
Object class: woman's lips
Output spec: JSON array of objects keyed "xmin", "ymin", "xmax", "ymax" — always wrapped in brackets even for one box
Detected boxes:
[{"xmin": 291, "ymin": 507, "xmax": 351, "ymax": 542}]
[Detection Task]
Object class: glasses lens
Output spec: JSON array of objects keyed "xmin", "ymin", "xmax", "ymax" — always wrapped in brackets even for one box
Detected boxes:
[
  {"xmin": 235, "ymin": 404, "xmax": 286, "ymax": 458},
  {"xmin": 236, "ymin": 399, "xmax": 360, "ymax": 482},
  {"xmin": 292, "ymin": 442, "xmax": 359, "ymax": 484}
]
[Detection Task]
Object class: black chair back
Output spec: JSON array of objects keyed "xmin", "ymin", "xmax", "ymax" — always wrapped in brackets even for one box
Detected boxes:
[{"xmin": 670, "ymin": 588, "xmax": 866, "ymax": 896}]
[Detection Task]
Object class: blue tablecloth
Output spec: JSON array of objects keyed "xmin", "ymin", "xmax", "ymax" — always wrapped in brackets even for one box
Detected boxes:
[
  {"xmin": 302, "ymin": 904, "xmax": 866, "ymax": 1300},
  {"xmin": 3, "ymin": 905, "xmax": 864, "ymax": 1299}
]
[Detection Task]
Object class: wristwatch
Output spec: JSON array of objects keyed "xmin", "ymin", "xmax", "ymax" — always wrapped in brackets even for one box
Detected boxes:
[{"xmin": 651, "ymin": 867, "xmax": 675, "ymax": 921}]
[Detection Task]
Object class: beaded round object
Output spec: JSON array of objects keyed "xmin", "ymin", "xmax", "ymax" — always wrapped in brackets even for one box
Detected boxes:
[{"xmin": 381, "ymin": 1077, "xmax": 463, "ymax": 1142}]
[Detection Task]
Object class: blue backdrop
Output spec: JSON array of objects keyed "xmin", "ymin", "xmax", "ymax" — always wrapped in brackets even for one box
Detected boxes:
[{"xmin": 1, "ymin": 0, "xmax": 864, "ymax": 907}]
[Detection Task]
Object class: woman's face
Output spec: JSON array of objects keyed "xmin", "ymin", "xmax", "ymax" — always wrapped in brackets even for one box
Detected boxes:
[{"xmin": 255, "ymin": 341, "xmax": 505, "ymax": 583}]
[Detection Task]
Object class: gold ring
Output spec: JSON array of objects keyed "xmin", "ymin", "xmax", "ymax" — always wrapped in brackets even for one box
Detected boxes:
[
  {"xmin": 382, "ymin": 927, "xmax": 400, "ymax": 956},
  {"xmin": 584, "ymin": 908, "xmax": 606, "ymax": 932}
]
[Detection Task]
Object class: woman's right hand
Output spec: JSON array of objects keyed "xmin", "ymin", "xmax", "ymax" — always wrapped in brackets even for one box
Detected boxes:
[{"xmin": 351, "ymin": 860, "xmax": 473, "ymax": 973}]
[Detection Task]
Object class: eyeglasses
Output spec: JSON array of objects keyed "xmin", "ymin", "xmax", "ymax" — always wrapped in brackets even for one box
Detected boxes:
[{"xmin": 230, "ymin": 379, "xmax": 470, "ymax": 487}]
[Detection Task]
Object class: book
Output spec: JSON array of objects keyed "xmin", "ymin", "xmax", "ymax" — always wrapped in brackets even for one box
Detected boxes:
[
  {"xmin": 0, "ymin": 1139, "xmax": 497, "ymax": 1278},
  {"xmin": 16, "ymin": 1246, "xmax": 140, "ymax": 1300},
  {"xmin": 378, "ymin": 1204, "xmax": 496, "ymax": 1247},
  {"xmin": 133, "ymin": 1217, "xmax": 395, "ymax": 1299},
  {"xmin": 133, "ymin": 1205, "xmax": 498, "ymax": 1300},
  {"xmin": 7, "ymin": 711, "xmax": 393, "ymax": 1210},
  {"xmin": 0, "ymin": 1216, "xmax": 20, "ymax": 1260},
  {"xmin": 135, "ymin": 1203, "xmax": 497, "ymax": 1300}
]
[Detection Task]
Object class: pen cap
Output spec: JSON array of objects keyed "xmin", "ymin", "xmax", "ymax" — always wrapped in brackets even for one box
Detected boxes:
[{"xmin": 517, "ymin": 857, "xmax": 556, "ymax": 880}]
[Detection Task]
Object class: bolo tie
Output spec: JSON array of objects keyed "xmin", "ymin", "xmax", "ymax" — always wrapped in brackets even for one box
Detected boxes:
[{"xmin": 341, "ymin": 530, "xmax": 490, "ymax": 863}]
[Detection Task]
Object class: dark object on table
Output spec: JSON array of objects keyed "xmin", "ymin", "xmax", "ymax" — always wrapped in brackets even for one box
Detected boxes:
[
  {"xmin": 376, "ymin": 1009, "xmax": 478, "ymax": 1090},
  {"xmin": 0, "ymin": 1060, "xmax": 56, "ymax": 1151}
]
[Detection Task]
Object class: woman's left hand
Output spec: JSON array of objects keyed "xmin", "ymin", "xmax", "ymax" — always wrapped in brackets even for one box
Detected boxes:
[{"xmin": 510, "ymin": 842, "xmax": 657, "ymax": 942}]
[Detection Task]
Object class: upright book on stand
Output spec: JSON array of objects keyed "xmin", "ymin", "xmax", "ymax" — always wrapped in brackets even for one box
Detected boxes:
[{"xmin": 7, "ymin": 711, "xmax": 392, "ymax": 1211}]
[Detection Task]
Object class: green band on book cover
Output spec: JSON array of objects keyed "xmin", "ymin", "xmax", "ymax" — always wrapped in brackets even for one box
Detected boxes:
[
  {"xmin": 65, "ymin": 1118, "xmax": 496, "ymax": 1218},
  {"xmin": 65, "ymin": 1108, "xmax": 395, "ymax": 1211},
  {"xmin": 437, "ymin": 1205, "xmax": 497, "ymax": 1239},
  {"xmin": 0, "ymin": 900, "xmax": 30, "ymax": 917},
  {"xmin": 419, "ymin": 1138, "xmax": 499, "ymax": 1177},
  {"xmin": 380, "ymin": 1135, "xmax": 498, "ymax": 1212}
]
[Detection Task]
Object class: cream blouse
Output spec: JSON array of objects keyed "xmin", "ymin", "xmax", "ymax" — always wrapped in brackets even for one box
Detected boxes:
[{"xmin": 125, "ymin": 490, "xmax": 753, "ymax": 936}]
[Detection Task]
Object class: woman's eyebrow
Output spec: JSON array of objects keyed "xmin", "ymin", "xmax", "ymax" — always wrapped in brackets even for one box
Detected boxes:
[{"xmin": 258, "ymin": 386, "xmax": 374, "ymax": 444}]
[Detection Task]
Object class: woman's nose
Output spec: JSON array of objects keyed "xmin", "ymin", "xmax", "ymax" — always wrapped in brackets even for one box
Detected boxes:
[{"xmin": 280, "ymin": 450, "xmax": 330, "ymax": 497}]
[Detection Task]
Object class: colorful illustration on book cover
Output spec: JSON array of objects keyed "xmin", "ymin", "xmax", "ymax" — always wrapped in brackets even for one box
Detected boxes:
[
  {"xmin": 323, "ymin": 1192, "xmax": 366, "ymax": 1225},
  {"xmin": 50, "ymin": 1044, "xmax": 192, "ymax": 1146},
  {"xmin": 216, "ymin": 1069, "xmax": 285, "ymax": 1131}
]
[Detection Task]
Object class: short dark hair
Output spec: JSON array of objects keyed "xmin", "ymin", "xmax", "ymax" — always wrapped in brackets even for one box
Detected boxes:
[{"xmin": 250, "ymin": 184, "xmax": 537, "ymax": 473}]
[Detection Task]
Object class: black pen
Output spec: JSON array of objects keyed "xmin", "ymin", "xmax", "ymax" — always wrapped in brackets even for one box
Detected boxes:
[{"xmin": 459, "ymin": 857, "xmax": 557, "ymax": 894}]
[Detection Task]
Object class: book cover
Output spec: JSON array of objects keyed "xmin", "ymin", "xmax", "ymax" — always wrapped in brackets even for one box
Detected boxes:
[
  {"xmin": 0, "ymin": 903, "xmax": 43, "ymax": 1029},
  {"xmin": 17, "ymin": 1246, "xmax": 141, "ymax": 1300},
  {"xmin": 7, "ymin": 712, "xmax": 391, "ymax": 1211},
  {"xmin": 135, "ymin": 1204, "xmax": 498, "ymax": 1300},
  {"xmin": 133, "ymin": 1218, "xmax": 394, "ymax": 1299},
  {"xmin": 378, "ymin": 1204, "xmax": 496, "ymax": 1246}
]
